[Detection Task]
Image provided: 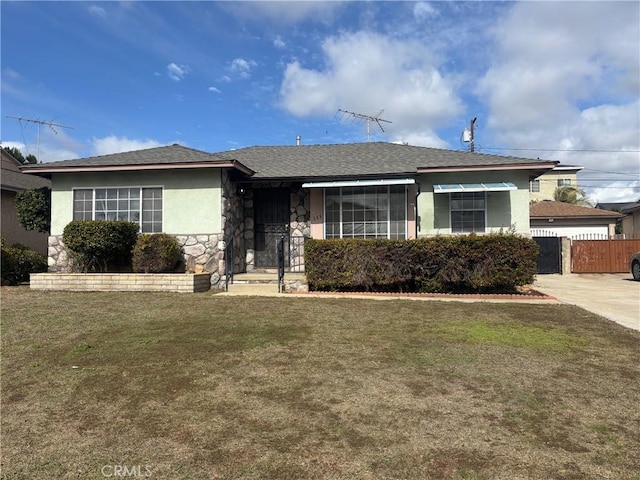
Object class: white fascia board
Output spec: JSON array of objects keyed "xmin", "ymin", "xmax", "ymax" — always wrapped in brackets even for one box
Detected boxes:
[{"xmin": 302, "ymin": 178, "xmax": 415, "ymax": 188}]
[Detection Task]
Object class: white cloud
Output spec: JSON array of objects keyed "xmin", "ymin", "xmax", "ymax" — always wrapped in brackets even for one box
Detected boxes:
[
  {"xmin": 3, "ymin": 68, "xmax": 21, "ymax": 79},
  {"xmin": 224, "ymin": 1, "xmax": 344, "ymax": 24},
  {"xmin": 91, "ymin": 136, "xmax": 164, "ymax": 156},
  {"xmin": 166, "ymin": 62, "xmax": 189, "ymax": 82},
  {"xmin": 88, "ymin": 5, "xmax": 108, "ymax": 18},
  {"xmin": 208, "ymin": 86, "xmax": 221, "ymax": 94},
  {"xmin": 229, "ymin": 58, "xmax": 257, "ymax": 79},
  {"xmin": 413, "ymin": 2, "xmax": 438, "ymax": 21},
  {"xmin": 273, "ymin": 35, "xmax": 286, "ymax": 49},
  {"xmin": 3, "ymin": 129, "xmax": 84, "ymax": 163},
  {"xmin": 279, "ymin": 31, "xmax": 463, "ymax": 147},
  {"xmin": 475, "ymin": 2, "xmax": 640, "ymax": 202}
]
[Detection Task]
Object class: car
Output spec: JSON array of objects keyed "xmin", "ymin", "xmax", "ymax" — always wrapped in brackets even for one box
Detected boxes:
[{"xmin": 631, "ymin": 252, "xmax": 640, "ymax": 281}]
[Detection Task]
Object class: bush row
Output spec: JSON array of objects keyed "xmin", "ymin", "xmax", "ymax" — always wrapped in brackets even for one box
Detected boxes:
[
  {"xmin": 62, "ymin": 221, "xmax": 181, "ymax": 273},
  {"xmin": 1, "ymin": 239, "xmax": 48, "ymax": 285},
  {"xmin": 304, "ymin": 234, "xmax": 539, "ymax": 293}
]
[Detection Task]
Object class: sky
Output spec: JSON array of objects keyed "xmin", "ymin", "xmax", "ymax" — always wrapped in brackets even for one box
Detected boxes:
[{"xmin": 1, "ymin": 0, "xmax": 639, "ymax": 203}]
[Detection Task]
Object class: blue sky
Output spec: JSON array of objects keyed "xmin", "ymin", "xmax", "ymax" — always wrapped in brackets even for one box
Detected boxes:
[{"xmin": 2, "ymin": 1, "xmax": 639, "ymax": 202}]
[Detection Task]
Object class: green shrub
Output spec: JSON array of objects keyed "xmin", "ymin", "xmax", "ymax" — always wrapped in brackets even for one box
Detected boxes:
[
  {"xmin": 62, "ymin": 221, "xmax": 139, "ymax": 272},
  {"xmin": 132, "ymin": 234, "xmax": 182, "ymax": 273},
  {"xmin": 305, "ymin": 233, "xmax": 539, "ymax": 294},
  {"xmin": 1, "ymin": 238, "xmax": 48, "ymax": 285},
  {"xmin": 15, "ymin": 187, "xmax": 51, "ymax": 233}
]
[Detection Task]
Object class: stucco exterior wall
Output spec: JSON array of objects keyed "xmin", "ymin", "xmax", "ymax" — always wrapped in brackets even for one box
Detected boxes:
[
  {"xmin": 529, "ymin": 169, "xmax": 580, "ymax": 203},
  {"xmin": 50, "ymin": 169, "xmax": 222, "ymax": 235},
  {"xmin": 417, "ymin": 170, "xmax": 531, "ymax": 236}
]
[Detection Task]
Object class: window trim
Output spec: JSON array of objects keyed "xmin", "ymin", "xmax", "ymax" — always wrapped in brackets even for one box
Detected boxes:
[
  {"xmin": 449, "ymin": 191, "xmax": 487, "ymax": 234},
  {"xmin": 323, "ymin": 185, "xmax": 408, "ymax": 239},
  {"xmin": 72, "ymin": 186, "xmax": 164, "ymax": 233}
]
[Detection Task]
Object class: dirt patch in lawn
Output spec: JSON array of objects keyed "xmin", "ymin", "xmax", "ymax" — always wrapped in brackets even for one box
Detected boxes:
[{"xmin": 2, "ymin": 287, "xmax": 639, "ymax": 479}]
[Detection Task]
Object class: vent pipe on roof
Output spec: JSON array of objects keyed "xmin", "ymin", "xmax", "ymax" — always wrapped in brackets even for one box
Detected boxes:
[{"xmin": 296, "ymin": 135, "xmax": 301, "ymax": 146}]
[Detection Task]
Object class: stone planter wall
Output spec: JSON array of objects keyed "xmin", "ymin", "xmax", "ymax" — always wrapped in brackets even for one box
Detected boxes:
[
  {"xmin": 30, "ymin": 273, "xmax": 212, "ymax": 293},
  {"xmin": 47, "ymin": 233, "xmax": 225, "ymax": 289}
]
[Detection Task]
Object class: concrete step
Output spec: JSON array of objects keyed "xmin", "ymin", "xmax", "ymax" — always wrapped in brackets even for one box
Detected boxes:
[
  {"xmin": 223, "ymin": 283, "xmax": 282, "ymax": 295},
  {"xmin": 231, "ymin": 273, "xmax": 306, "ymax": 285}
]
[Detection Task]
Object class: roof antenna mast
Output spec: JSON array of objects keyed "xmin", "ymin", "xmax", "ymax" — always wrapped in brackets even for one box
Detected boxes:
[
  {"xmin": 337, "ymin": 109, "xmax": 392, "ymax": 142},
  {"xmin": 6, "ymin": 115, "xmax": 73, "ymax": 160}
]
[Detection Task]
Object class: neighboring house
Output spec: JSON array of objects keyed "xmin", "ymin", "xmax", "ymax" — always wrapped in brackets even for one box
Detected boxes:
[
  {"xmin": 1, "ymin": 149, "xmax": 51, "ymax": 255},
  {"xmin": 530, "ymin": 201, "xmax": 622, "ymax": 239},
  {"xmin": 597, "ymin": 201, "xmax": 640, "ymax": 235},
  {"xmin": 529, "ymin": 164, "xmax": 583, "ymax": 202},
  {"xmin": 23, "ymin": 142, "xmax": 556, "ymax": 287},
  {"xmin": 620, "ymin": 202, "xmax": 640, "ymax": 234}
]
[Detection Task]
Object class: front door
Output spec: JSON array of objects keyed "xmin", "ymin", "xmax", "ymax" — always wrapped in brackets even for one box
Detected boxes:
[{"xmin": 254, "ymin": 188, "xmax": 290, "ymax": 268}]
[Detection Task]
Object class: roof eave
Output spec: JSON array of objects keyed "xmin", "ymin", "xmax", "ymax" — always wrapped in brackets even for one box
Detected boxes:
[
  {"xmin": 21, "ymin": 160, "xmax": 255, "ymax": 176},
  {"xmin": 417, "ymin": 162, "xmax": 558, "ymax": 174},
  {"xmin": 530, "ymin": 214, "xmax": 623, "ymax": 220},
  {"xmin": 241, "ymin": 171, "xmax": 419, "ymax": 183}
]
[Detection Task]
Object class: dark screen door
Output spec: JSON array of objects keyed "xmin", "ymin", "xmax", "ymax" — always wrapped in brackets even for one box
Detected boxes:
[{"xmin": 254, "ymin": 188, "xmax": 290, "ymax": 268}]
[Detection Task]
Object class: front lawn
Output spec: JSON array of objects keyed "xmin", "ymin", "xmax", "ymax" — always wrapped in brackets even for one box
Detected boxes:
[{"xmin": 2, "ymin": 287, "xmax": 639, "ymax": 479}]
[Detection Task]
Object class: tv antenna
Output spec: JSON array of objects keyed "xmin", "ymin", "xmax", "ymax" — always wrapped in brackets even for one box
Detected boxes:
[
  {"xmin": 6, "ymin": 115, "xmax": 73, "ymax": 160},
  {"xmin": 337, "ymin": 109, "xmax": 392, "ymax": 142}
]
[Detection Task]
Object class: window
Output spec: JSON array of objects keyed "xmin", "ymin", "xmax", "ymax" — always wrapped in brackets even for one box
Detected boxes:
[
  {"xmin": 325, "ymin": 185, "xmax": 406, "ymax": 239},
  {"xmin": 557, "ymin": 178, "xmax": 572, "ymax": 187},
  {"xmin": 529, "ymin": 180, "xmax": 540, "ymax": 192},
  {"xmin": 73, "ymin": 187, "xmax": 163, "ymax": 232},
  {"xmin": 450, "ymin": 192, "xmax": 486, "ymax": 233}
]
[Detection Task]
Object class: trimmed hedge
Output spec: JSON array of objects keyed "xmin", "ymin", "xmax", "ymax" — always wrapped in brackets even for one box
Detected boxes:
[
  {"xmin": 1, "ymin": 239, "xmax": 48, "ymax": 285},
  {"xmin": 305, "ymin": 234, "xmax": 539, "ymax": 293},
  {"xmin": 62, "ymin": 221, "xmax": 139, "ymax": 272},
  {"xmin": 132, "ymin": 234, "xmax": 182, "ymax": 273}
]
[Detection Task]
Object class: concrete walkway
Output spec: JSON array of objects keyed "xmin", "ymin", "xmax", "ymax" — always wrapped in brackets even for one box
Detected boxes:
[{"xmin": 534, "ymin": 274, "xmax": 640, "ymax": 331}]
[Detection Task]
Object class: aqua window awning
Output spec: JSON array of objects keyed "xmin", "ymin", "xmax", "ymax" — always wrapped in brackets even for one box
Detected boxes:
[{"xmin": 433, "ymin": 182, "xmax": 517, "ymax": 193}]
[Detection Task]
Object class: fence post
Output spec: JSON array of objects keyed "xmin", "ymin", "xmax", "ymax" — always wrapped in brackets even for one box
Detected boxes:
[
  {"xmin": 277, "ymin": 235, "xmax": 285, "ymax": 293},
  {"xmin": 561, "ymin": 237, "xmax": 571, "ymax": 275}
]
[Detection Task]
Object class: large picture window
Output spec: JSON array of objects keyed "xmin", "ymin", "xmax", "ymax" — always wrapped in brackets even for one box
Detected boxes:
[
  {"xmin": 450, "ymin": 192, "xmax": 486, "ymax": 233},
  {"xmin": 324, "ymin": 185, "xmax": 406, "ymax": 239},
  {"xmin": 73, "ymin": 187, "xmax": 163, "ymax": 232}
]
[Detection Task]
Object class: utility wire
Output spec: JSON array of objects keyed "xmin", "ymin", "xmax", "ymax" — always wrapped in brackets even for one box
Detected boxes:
[{"xmin": 481, "ymin": 146, "xmax": 640, "ymax": 153}]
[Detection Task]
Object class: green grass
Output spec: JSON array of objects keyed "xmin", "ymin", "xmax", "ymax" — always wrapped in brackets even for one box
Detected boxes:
[{"xmin": 2, "ymin": 287, "xmax": 639, "ymax": 479}]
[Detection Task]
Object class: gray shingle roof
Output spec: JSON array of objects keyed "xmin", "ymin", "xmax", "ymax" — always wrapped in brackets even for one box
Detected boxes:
[
  {"xmin": 1, "ymin": 167, "xmax": 51, "ymax": 191},
  {"xmin": 22, "ymin": 142, "xmax": 557, "ymax": 180},
  {"xmin": 22, "ymin": 144, "xmax": 225, "ymax": 168},
  {"xmin": 217, "ymin": 142, "xmax": 554, "ymax": 179}
]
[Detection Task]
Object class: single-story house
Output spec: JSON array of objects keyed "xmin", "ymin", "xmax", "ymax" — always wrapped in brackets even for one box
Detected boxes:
[
  {"xmin": 1, "ymin": 148, "xmax": 51, "ymax": 255},
  {"xmin": 530, "ymin": 201, "xmax": 623, "ymax": 239},
  {"xmin": 23, "ymin": 142, "xmax": 557, "ymax": 287}
]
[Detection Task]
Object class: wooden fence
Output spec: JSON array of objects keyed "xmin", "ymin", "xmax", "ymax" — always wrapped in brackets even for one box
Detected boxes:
[{"xmin": 571, "ymin": 239, "xmax": 640, "ymax": 273}]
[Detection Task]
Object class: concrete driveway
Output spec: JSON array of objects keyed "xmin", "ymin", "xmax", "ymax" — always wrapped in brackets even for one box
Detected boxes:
[{"xmin": 534, "ymin": 273, "xmax": 640, "ymax": 331}]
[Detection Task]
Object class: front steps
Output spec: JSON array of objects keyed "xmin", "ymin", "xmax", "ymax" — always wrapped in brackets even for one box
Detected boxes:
[{"xmin": 224, "ymin": 272, "xmax": 308, "ymax": 294}]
